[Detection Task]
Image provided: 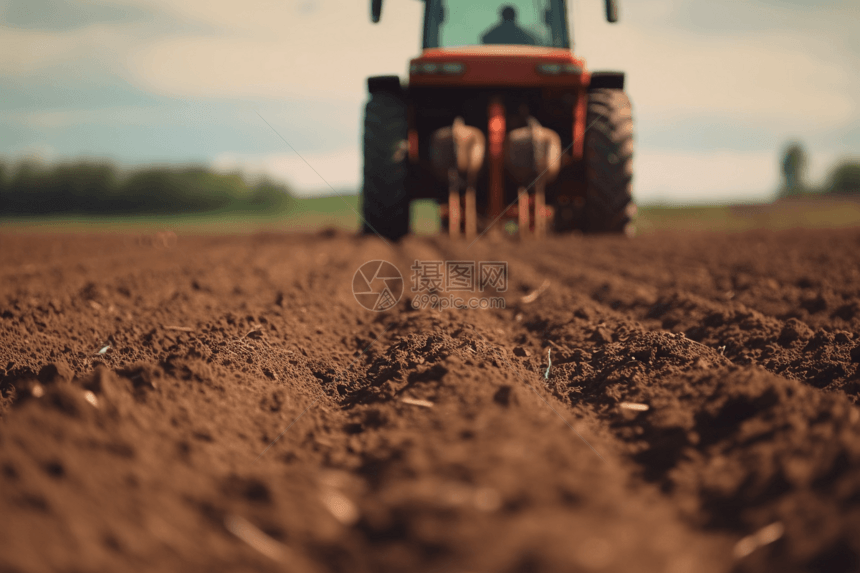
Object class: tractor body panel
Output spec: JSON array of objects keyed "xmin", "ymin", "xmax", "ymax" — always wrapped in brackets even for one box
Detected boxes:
[{"xmin": 410, "ymin": 46, "xmax": 589, "ymax": 88}]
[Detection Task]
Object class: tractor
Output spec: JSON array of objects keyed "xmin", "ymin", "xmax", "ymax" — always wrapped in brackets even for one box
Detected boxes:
[{"xmin": 362, "ymin": 0, "xmax": 634, "ymax": 241}]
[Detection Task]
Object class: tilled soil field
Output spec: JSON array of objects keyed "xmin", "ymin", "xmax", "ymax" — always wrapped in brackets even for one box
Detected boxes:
[{"xmin": 2, "ymin": 227, "xmax": 860, "ymax": 573}]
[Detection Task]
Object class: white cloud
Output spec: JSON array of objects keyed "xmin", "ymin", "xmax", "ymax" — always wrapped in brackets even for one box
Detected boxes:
[
  {"xmin": 3, "ymin": 143, "xmax": 58, "ymax": 164},
  {"xmin": 633, "ymin": 149, "xmax": 778, "ymax": 204},
  {"xmin": 212, "ymin": 147, "xmax": 360, "ymax": 196},
  {"xmin": 633, "ymin": 148, "xmax": 850, "ymax": 205},
  {"xmin": 0, "ymin": 105, "xmax": 217, "ymax": 128},
  {"xmin": 105, "ymin": 0, "xmax": 858, "ymax": 137},
  {"xmin": 0, "ymin": 23, "xmax": 141, "ymax": 74},
  {"xmin": 5, "ymin": 0, "xmax": 856, "ymax": 132},
  {"xmin": 122, "ymin": 0, "xmax": 425, "ymax": 102},
  {"xmin": 571, "ymin": 0, "xmax": 856, "ymax": 130}
]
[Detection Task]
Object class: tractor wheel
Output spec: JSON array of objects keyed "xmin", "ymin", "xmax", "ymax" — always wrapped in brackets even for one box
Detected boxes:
[
  {"xmin": 583, "ymin": 88, "xmax": 635, "ymax": 234},
  {"xmin": 361, "ymin": 89, "xmax": 410, "ymax": 241}
]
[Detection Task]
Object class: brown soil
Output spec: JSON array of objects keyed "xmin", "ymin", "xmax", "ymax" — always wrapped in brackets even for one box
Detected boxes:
[{"xmin": 2, "ymin": 227, "xmax": 860, "ymax": 573}]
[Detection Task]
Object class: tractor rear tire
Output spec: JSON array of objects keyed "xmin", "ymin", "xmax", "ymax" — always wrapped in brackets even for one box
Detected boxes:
[
  {"xmin": 583, "ymin": 88, "xmax": 635, "ymax": 234},
  {"xmin": 361, "ymin": 90, "xmax": 410, "ymax": 241}
]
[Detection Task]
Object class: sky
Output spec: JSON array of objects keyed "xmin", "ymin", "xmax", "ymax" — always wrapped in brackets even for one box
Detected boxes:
[{"xmin": 1, "ymin": 0, "xmax": 858, "ymax": 204}]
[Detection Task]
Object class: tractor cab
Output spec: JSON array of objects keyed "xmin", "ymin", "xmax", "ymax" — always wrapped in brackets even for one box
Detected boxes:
[
  {"xmin": 363, "ymin": 0, "xmax": 633, "ymax": 241},
  {"xmin": 422, "ymin": 0, "xmax": 570, "ymax": 49}
]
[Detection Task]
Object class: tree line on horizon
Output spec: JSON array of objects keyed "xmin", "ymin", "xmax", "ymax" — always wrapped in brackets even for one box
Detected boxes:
[
  {"xmin": 0, "ymin": 157, "xmax": 294, "ymax": 216},
  {"xmin": 780, "ymin": 143, "xmax": 860, "ymax": 198},
  {"xmin": 1, "ymin": 147, "xmax": 856, "ymax": 216}
]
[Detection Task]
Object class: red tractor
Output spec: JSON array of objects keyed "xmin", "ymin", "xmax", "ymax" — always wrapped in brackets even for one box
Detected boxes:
[{"xmin": 362, "ymin": 0, "xmax": 634, "ymax": 241}]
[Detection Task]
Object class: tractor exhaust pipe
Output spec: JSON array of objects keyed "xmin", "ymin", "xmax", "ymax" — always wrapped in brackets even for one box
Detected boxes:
[
  {"xmin": 371, "ymin": 0, "xmax": 382, "ymax": 23},
  {"xmin": 605, "ymin": 0, "xmax": 618, "ymax": 23}
]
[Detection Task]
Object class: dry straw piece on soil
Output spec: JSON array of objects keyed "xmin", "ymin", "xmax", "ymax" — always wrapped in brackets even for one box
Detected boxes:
[
  {"xmin": 545, "ymin": 348, "xmax": 552, "ymax": 380},
  {"xmin": 401, "ymin": 397, "xmax": 435, "ymax": 408},
  {"xmin": 225, "ymin": 514, "xmax": 289, "ymax": 562},
  {"xmin": 83, "ymin": 391, "xmax": 99, "ymax": 408},
  {"xmin": 619, "ymin": 402, "xmax": 649, "ymax": 412},
  {"xmin": 520, "ymin": 278, "xmax": 551, "ymax": 304},
  {"xmin": 733, "ymin": 522, "xmax": 784, "ymax": 559},
  {"xmin": 320, "ymin": 490, "xmax": 360, "ymax": 525}
]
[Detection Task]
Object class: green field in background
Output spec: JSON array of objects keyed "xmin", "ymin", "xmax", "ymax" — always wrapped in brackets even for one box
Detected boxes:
[
  {"xmin": 637, "ymin": 197, "xmax": 860, "ymax": 233},
  {"xmin": 2, "ymin": 195, "xmax": 859, "ymax": 235},
  {"xmin": 0, "ymin": 196, "xmax": 441, "ymax": 235}
]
